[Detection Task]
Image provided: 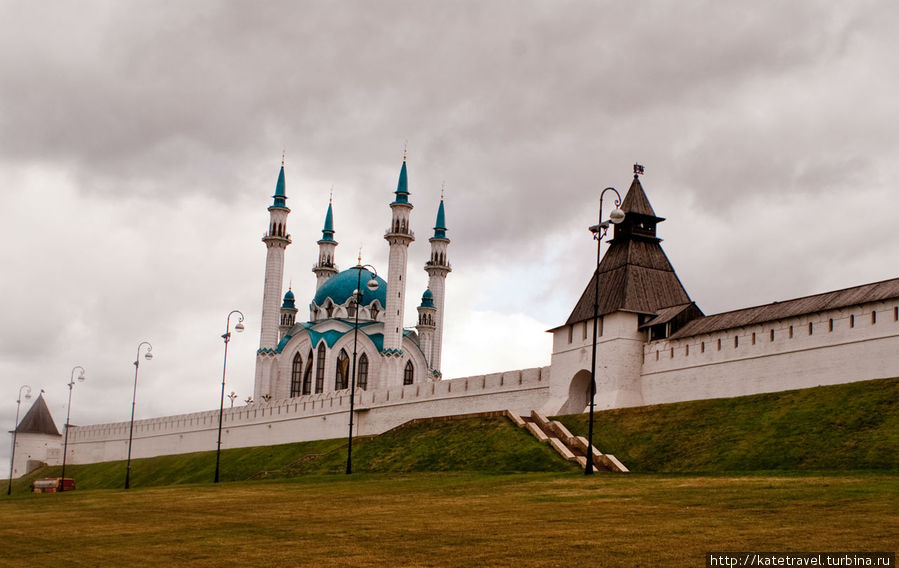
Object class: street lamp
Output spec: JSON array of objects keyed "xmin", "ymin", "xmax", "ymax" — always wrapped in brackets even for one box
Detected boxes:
[
  {"xmin": 347, "ymin": 262, "xmax": 380, "ymax": 475},
  {"xmin": 60, "ymin": 366, "xmax": 86, "ymax": 491},
  {"xmin": 215, "ymin": 310, "xmax": 245, "ymax": 483},
  {"xmin": 125, "ymin": 341, "xmax": 153, "ymax": 489},
  {"xmin": 227, "ymin": 391, "xmax": 238, "ymax": 408},
  {"xmin": 585, "ymin": 186, "xmax": 625, "ymax": 475},
  {"xmin": 7, "ymin": 385, "xmax": 32, "ymax": 495}
]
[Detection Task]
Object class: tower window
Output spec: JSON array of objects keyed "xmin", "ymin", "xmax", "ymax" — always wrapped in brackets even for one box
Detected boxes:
[
  {"xmin": 717, "ymin": 338, "xmax": 721, "ymax": 351},
  {"xmin": 770, "ymin": 329, "xmax": 774, "ymax": 342},
  {"xmin": 685, "ymin": 344, "xmax": 689, "ymax": 356},
  {"xmin": 751, "ymin": 332, "xmax": 756, "ymax": 345},
  {"xmin": 669, "ymin": 347, "xmax": 673, "ymax": 358},
  {"xmin": 734, "ymin": 336, "xmax": 738, "ymax": 348},
  {"xmin": 808, "ymin": 322, "xmax": 813, "ymax": 335},
  {"xmin": 894, "ymin": 306, "xmax": 898, "ymax": 321},
  {"xmin": 403, "ymin": 361, "xmax": 414, "ymax": 385},
  {"xmin": 829, "ymin": 318, "xmax": 834, "ymax": 332},
  {"xmin": 850, "ymin": 314, "xmax": 855, "ymax": 328},
  {"xmin": 872, "ymin": 310, "xmax": 877, "ymax": 324},
  {"xmin": 583, "ymin": 322, "xmax": 588, "ymax": 340},
  {"xmin": 567, "ymin": 325, "xmax": 573, "ymax": 344},
  {"xmin": 655, "ymin": 350, "xmax": 659, "ymax": 361},
  {"xmin": 290, "ymin": 353, "xmax": 303, "ymax": 397},
  {"xmin": 701, "ymin": 341, "xmax": 705, "ymax": 353},
  {"xmin": 358, "ymin": 354, "xmax": 369, "ymax": 390},
  {"xmin": 789, "ymin": 325, "xmax": 794, "ymax": 339}
]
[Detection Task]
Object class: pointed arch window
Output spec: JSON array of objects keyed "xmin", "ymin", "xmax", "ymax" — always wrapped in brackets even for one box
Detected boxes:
[
  {"xmin": 315, "ymin": 343, "xmax": 326, "ymax": 393},
  {"xmin": 290, "ymin": 353, "xmax": 303, "ymax": 397},
  {"xmin": 302, "ymin": 350, "xmax": 313, "ymax": 395},
  {"xmin": 370, "ymin": 303, "xmax": 379, "ymax": 321},
  {"xmin": 325, "ymin": 301, "xmax": 334, "ymax": 318},
  {"xmin": 358, "ymin": 353, "xmax": 369, "ymax": 390},
  {"xmin": 403, "ymin": 360, "xmax": 414, "ymax": 385},
  {"xmin": 335, "ymin": 349, "xmax": 350, "ymax": 390},
  {"xmin": 347, "ymin": 298, "xmax": 357, "ymax": 318}
]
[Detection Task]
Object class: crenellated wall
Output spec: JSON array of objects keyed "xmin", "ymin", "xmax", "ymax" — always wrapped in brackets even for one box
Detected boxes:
[{"xmin": 63, "ymin": 367, "xmax": 552, "ymax": 466}]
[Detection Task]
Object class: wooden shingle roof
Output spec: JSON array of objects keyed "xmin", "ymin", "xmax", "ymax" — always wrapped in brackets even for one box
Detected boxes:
[
  {"xmin": 668, "ymin": 277, "xmax": 899, "ymax": 340},
  {"xmin": 562, "ymin": 177, "xmax": 692, "ymax": 326},
  {"xmin": 14, "ymin": 394, "xmax": 61, "ymax": 436}
]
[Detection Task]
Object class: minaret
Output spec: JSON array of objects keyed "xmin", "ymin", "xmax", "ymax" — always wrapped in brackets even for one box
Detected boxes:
[
  {"xmin": 383, "ymin": 156, "xmax": 414, "ymax": 353},
  {"xmin": 312, "ymin": 196, "xmax": 338, "ymax": 290},
  {"xmin": 416, "ymin": 289, "xmax": 436, "ymax": 372},
  {"xmin": 258, "ymin": 160, "xmax": 291, "ymax": 351},
  {"xmin": 425, "ymin": 193, "xmax": 451, "ymax": 375},
  {"xmin": 279, "ymin": 288, "xmax": 297, "ymax": 341}
]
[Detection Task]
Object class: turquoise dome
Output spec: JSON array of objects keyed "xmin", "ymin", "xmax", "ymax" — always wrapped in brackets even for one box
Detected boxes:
[
  {"xmin": 282, "ymin": 289, "xmax": 296, "ymax": 309},
  {"xmin": 420, "ymin": 289, "xmax": 434, "ymax": 308},
  {"xmin": 312, "ymin": 267, "xmax": 387, "ymax": 308}
]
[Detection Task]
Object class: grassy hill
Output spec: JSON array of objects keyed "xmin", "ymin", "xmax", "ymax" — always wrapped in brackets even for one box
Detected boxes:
[
  {"xmin": 6, "ymin": 377, "xmax": 898, "ymax": 493},
  {"xmin": 8, "ymin": 415, "xmax": 575, "ymax": 492},
  {"xmin": 559, "ymin": 377, "xmax": 899, "ymax": 472}
]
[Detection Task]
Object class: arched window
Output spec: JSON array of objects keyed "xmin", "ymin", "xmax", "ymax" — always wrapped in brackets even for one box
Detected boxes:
[
  {"xmin": 302, "ymin": 350, "xmax": 313, "ymax": 395},
  {"xmin": 335, "ymin": 349, "xmax": 350, "ymax": 390},
  {"xmin": 347, "ymin": 298, "xmax": 357, "ymax": 318},
  {"xmin": 358, "ymin": 353, "xmax": 369, "ymax": 390},
  {"xmin": 403, "ymin": 360, "xmax": 414, "ymax": 385},
  {"xmin": 290, "ymin": 353, "xmax": 303, "ymax": 397},
  {"xmin": 315, "ymin": 343, "xmax": 326, "ymax": 393},
  {"xmin": 325, "ymin": 301, "xmax": 334, "ymax": 318},
  {"xmin": 370, "ymin": 303, "xmax": 379, "ymax": 320}
]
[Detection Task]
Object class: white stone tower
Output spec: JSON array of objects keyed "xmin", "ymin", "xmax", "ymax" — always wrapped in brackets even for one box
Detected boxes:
[
  {"xmin": 416, "ymin": 289, "xmax": 437, "ymax": 374},
  {"xmin": 425, "ymin": 196, "xmax": 451, "ymax": 376},
  {"xmin": 383, "ymin": 157, "xmax": 414, "ymax": 354},
  {"xmin": 258, "ymin": 161, "xmax": 291, "ymax": 351},
  {"xmin": 312, "ymin": 198, "xmax": 338, "ymax": 290},
  {"xmin": 255, "ymin": 161, "xmax": 290, "ymax": 400}
]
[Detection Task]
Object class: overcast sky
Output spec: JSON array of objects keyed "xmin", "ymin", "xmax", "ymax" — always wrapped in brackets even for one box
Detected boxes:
[{"xmin": 3, "ymin": 1, "xmax": 898, "ymax": 470}]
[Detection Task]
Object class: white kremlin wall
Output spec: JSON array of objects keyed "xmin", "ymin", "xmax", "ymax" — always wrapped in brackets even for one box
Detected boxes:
[
  {"xmin": 641, "ymin": 300, "xmax": 899, "ymax": 404},
  {"xmin": 62, "ymin": 367, "xmax": 551, "ymax": 466}
]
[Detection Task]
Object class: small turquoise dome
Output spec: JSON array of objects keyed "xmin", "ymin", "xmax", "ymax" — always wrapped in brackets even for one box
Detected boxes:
[
  {"xmin": 420, "ymin": 288, "xmax": 434, "ymax": 308},
  {"xmin": 282, "ymin": 289, "xmax": 296, "ymax": 309},
  {"xmin": 312, "ymin": 267, "xmax": 387, "ymax": 309}
]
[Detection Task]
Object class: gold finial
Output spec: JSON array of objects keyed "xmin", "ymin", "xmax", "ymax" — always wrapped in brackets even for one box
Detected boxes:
[
  {"xmin": 329, "ymin": 185, "xmax": 333, "ymax": 204},
  {"xmin": 281, "ymin": 149, "xmax": 286, "ymax": 167},
  {"xmin": 403, "ymin": 139, "xmax": 408, "ymax": 162},
  {"xmin": 440, "ymin": 181, "xmax": 445, "ymax": 200},
  {"xmin": 288, "ymin": 279, "xmax": 292, "ymax": 291},
  {"xmin": 357, "ymin": 246, "xmax": 363, "ymax": 266}
]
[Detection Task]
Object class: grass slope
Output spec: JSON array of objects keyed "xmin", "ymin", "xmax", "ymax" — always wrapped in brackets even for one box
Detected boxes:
[
  {"xmin": 8, "ymin": 416, "xmax": 574, "ymax": 492},
  {"xmin": 559, "ymin": 377, "xmax": 899, "ymax": 472}
]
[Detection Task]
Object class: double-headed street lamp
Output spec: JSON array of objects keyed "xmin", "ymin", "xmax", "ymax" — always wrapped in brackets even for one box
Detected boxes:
[
  {"xmin": 585, "ymin": 187, "xmax": 625, "ymax": 475},
  {"xmin": 347, "ymin": 263, "xmax": 380, "ymax": 475},
  {"xmin": 125, "ymin": 341, "xmax": 153, "ymax": 489},
  {"xmin": 7, "ymin": 385, "xmax": 32, "ymax": 495},
  {"xmin": 60, "ymin": 366, "xmax": 86, "ymax": 490},
  {"xmin": 215, "ymin": 310, "xmax": 245, "ymax": 483}
]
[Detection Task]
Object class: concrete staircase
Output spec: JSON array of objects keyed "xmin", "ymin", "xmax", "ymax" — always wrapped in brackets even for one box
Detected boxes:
[{"xmin": 505, "ymin": 410, "xmax": 628, "ymax": 473}]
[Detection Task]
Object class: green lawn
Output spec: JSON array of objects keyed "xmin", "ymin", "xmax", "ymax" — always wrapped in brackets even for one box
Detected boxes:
[{"xmin": 1, "ymin": 473, "xmax": 895, "ymax": 567}]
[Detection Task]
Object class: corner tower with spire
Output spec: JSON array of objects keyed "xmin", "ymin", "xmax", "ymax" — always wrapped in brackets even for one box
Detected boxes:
[
  {"xmin": 383, "ymin": 155, "xmax": 414, "ymax": 354},
  {"xmin": 424, "ymin": 192, "xmax": 451, "ymax": 376}
]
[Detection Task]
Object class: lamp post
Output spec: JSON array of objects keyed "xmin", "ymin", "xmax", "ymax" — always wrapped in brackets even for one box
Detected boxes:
[
  {"xmin": 215, "ymin": 310, "xmax": 245, "ymax": 483},
  {"xmin": 125, "ymin": 341, "xmax": 153, "ymax": 489},
  {"xmin": 60, "ymin": 366, "xmax": 86, "ymax": 491},
  {"xmin": 585, "ymin": 187, "xmax": 625, "ymax": 475},
  {"xmin": 7, "ymin": 385, "xmax": 32, "ymax": 495},
  {"xmin": 347, "ymin": 263, "xmax": 380, "ymax": 475}
]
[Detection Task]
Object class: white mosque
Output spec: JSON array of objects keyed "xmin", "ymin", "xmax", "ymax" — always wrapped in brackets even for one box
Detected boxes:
[
  {"xmin": 8, "ymin": 160, "xmax": 899, "ymax": 477},
  {"xmin": 253, "ymin": 157, "xmax": 448, "ymax": 401}
]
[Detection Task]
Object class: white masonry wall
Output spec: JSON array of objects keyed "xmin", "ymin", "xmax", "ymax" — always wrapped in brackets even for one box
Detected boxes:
[
  {"xmin": 63, "ymin": 367, "xmax": 551, "ymax": 466},
  {"xmin": 640, "ymin": 300, "xmax": 899, "ymax": 404}
]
